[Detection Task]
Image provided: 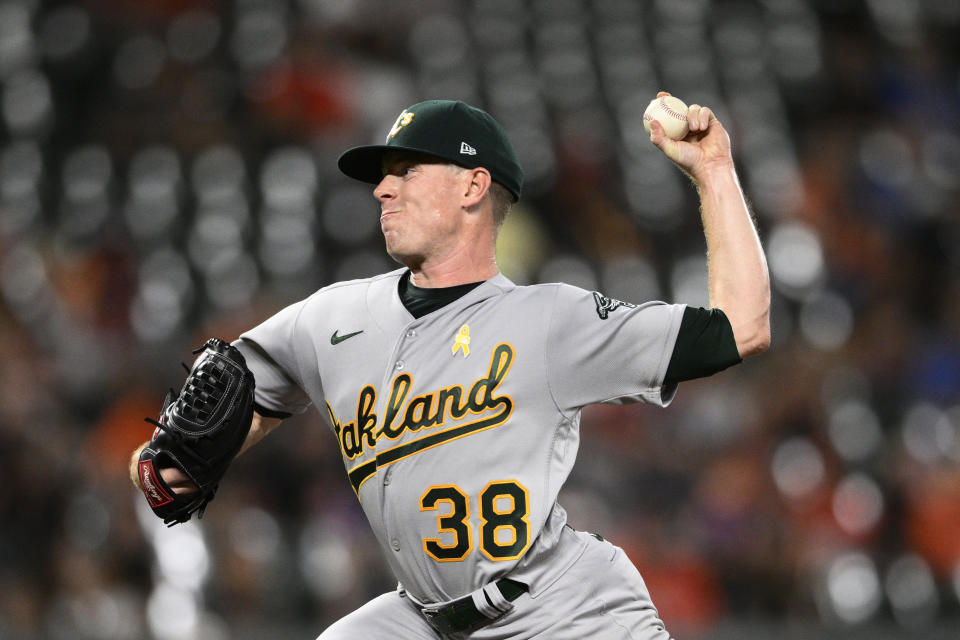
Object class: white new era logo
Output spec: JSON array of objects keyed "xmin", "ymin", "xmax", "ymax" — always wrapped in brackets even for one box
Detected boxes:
[{"xmin": 460, "ymin": 141, "xmax": 477, "ymax": 155}]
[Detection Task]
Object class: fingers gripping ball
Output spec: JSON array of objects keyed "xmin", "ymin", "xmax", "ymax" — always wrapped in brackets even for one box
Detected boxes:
[
  {"xmin": 138, "ymin": 338, "xmax": 255, "ymax": 525},
  {"xmin": 643, "ymin": 95, "xmax": 690, "ymax": 140}
]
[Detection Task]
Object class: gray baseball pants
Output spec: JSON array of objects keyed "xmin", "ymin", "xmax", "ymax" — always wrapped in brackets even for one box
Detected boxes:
[{"xmin": 318, "ymin": 530, "xmax": 673, "ymax": 640}]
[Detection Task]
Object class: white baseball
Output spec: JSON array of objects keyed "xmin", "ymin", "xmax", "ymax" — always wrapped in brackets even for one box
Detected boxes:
[{"xmin": 643, "ymin": 95, "xmax": 689, "ymax": 140}]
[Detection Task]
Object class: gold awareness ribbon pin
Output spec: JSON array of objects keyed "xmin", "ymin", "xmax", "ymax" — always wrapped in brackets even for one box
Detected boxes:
[{"xmin": 452, "ymin": 324, "xmax": 470, "ymax": 357}]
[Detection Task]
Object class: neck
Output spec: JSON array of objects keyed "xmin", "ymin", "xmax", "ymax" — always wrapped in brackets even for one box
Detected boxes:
[
  {"xmin": 404, "ymin": 228, "xmax": 499, "ymax": 288},
  {"xmin": 397, "ymin": 202, "xmax": 501, "ymax": 287},
  {"xmin": 407, "ymin": 256, "xmax": 498, "ymax": 288}
]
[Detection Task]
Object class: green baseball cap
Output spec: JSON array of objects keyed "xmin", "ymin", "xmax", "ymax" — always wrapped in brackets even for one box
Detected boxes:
[{"xmin": 337, "ymin": 100, "xmax": 524, "ymax": 201}]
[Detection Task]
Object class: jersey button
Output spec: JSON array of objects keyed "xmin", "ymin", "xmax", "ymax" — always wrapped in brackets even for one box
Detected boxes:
[
  {"xmin": 406, "ymin": 329, "xmax": 416, "ymax": 338},
  {"xmin": 383, "ymin": 468, "xmax": 392, "ymax": 486},
  {"xmin": 391, "ymin": 539, "xmax": 401, "ymax": 551},
  {"xmin": 395, "ymin": 360, "xmax": 405, "ymax": 370}
]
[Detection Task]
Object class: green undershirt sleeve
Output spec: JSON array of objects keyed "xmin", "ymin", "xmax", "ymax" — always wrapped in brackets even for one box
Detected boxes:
[{"xmin": 663, "ymin": 306, "xmax": 742, "ymax": 386}]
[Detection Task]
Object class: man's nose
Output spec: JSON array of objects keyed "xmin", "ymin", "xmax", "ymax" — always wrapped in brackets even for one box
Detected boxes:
[{"xmin": 374, "ymin": 174, "xmax": 397, "ymax": 201}]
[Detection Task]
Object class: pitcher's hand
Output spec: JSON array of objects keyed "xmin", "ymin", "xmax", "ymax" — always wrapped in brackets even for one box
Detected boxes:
[
  {"xmin": 648, "ymin": 91, "xmax": 734, "ymax": 181},
  {"xmin": 160, "ymin": 467, "xmax": 198, "ymax": 495}
]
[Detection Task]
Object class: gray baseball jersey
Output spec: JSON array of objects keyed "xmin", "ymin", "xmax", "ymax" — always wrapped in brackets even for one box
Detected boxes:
[{"xmin": 236, "ymin": 268, "xmax": 684, "ymax": 604}]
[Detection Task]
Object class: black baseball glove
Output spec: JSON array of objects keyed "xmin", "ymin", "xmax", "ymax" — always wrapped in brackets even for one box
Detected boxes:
[{"xmin": 137, "ymin": 338, "xmax": 255, "ymax": 526}]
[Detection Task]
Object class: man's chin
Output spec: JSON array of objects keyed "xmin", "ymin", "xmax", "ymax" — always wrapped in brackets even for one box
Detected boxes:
[{"xmin": 385, "ymin": 245, "xmax": 423, "ymax": 269}]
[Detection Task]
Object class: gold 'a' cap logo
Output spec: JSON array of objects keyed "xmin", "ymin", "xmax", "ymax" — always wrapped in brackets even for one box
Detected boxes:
[
  {"xmin": 387, "ymin": 109, "xmax": 415, "ymax": 141},
  {"xmin": 452, "ymin": 324, "xmax": 470, "ymax": 358}
]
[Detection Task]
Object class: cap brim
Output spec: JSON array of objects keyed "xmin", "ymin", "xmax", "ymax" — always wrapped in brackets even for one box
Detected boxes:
[
  {"xmin": 338, "ymin": 144, "xmax": 452, "ymax": 186},
  {"xmin": 337, "ymin": 145, "xmax": 391, "ymax": 185},
  {"xmin": 338, "ymin": 142, "xmax": 522, "ymax": 202}
]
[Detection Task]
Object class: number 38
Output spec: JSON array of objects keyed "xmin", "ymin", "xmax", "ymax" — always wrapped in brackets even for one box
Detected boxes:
[{"xmin": 419, "ymin": 480, "xmax": 530, "ymax": 562}]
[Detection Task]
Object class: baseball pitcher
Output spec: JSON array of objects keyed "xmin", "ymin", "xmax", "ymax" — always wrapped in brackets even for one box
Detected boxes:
[{"xmin": 131, "ymin": 95, "xmax": 770, "ymax": 639}]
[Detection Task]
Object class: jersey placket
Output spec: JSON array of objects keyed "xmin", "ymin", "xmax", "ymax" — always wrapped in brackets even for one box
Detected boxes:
[{"xmin": 376, "ymin": 317, "xmax": 423, "ymax": 559}]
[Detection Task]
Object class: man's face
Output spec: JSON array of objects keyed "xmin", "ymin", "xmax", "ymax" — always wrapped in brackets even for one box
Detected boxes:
[{"xmin": 374, "ymin": 151, "xmax": 467, "ymax": 266}]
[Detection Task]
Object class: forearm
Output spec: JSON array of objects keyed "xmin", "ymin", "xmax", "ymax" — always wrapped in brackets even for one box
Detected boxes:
[
  {"xmin": 695, "ymin": 162, "xmax": 771, "ymax": 357},
  {"xmin": 240, "ymin": 411, "xmax": 283, "ymax": 455}
]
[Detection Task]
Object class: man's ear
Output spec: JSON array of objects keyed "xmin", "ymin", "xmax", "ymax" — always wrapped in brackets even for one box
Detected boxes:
[{"xmin": 462, "ymin": 167, "xmax": 492, "ymax": 208}]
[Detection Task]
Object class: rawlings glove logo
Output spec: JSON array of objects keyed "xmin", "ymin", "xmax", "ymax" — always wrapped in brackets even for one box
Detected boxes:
[{"xmin": 138, "ymin": 459, "xmax": 174, "ymax": 507}]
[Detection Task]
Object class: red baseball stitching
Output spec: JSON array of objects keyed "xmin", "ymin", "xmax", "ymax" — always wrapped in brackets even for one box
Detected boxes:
[{"xmin": 656, "ymin": 97, "xmax": 687, "ymax": 121}]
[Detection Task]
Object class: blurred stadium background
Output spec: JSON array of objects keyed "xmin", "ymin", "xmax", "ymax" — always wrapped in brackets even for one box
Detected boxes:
[{"xmin": 2, "ymin": 0, "xmax": 960, "ymax": 638}]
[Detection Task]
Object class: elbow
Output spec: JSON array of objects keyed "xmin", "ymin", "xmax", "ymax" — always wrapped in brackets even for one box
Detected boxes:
[
  {"xmin": 739, "ymin": 329, "xmax": 771, "ymax": 358},
  {"xmin": 736, "ymin": 313, "xmax": 771, "ymax": 358}
]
